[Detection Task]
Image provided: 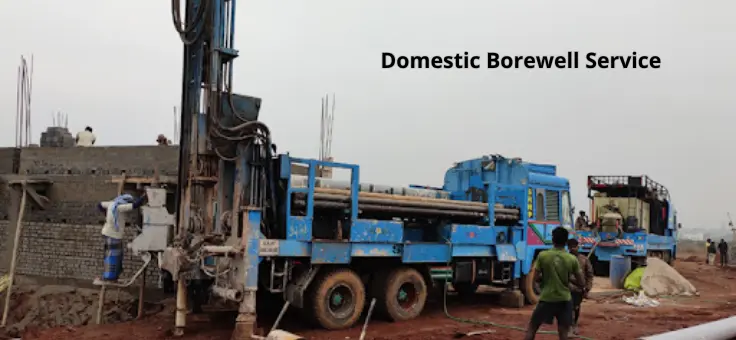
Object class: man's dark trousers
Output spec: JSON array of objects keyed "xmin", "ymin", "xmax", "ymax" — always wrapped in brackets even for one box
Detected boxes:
[
  {"xmin": 571, "ymin": 291, "xmax": 583, "ymax": 326},
  {"xmin": 529, "ymin": 300, "xmax": 573, "ymax": 328}
]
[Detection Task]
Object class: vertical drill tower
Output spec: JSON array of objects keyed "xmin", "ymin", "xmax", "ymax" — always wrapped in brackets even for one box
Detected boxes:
[{"xmin": 171, "ymin": 0, "xmax": 271, "ymax": 337}]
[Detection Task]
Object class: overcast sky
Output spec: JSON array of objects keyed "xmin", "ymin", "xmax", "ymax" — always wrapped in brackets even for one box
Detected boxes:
[{"xmin": 1, "ymin": 0, "xmax": 734, "ymax": 231}]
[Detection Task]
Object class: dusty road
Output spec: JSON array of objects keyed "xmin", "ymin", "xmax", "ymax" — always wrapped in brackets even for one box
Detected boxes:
[{"xmin": 19, "ymin": 254, "xmax": 736, "ymax": 340}]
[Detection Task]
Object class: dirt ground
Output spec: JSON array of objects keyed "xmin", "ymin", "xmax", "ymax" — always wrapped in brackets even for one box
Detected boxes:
[
  {"xmin": 13, "ymin": 252, "xmax": 736, "ymax": 340},
  {"xmin": 0, "ymin": 276, "xmax": 141, "ymax": 339}
]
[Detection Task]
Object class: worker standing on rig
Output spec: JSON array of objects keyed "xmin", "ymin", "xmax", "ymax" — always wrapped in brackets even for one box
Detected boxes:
[
  {"xmin": 94, "ymin": 193, "xmax": 147, "ymax": 283},
  {"xmin": 575, "ymin": 211, "xmax": 589, "ymax": 230},
  {"xmin": 566, "ymin": 239, "xmax": 594, "ymax": 336},
  {"xmin": 524, "ymin": 227, "xmax": 585, "ymax": 340}
]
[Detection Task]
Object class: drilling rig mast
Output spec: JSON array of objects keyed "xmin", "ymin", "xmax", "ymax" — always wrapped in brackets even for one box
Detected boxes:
[{"xmin": 168, "ymin": 0, "xmax": 272, "ymax": 338}]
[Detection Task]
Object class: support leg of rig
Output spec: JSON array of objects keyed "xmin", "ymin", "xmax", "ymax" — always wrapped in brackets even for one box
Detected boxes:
[
  {"xmin": 231, "ymin": 207, "xmax": 262, "ymax": 340},
  {"xmin": 232, "ymin": 289, "xmax": 257, "ymax": 340},
  {"xmin": 173, "ymin": 279, "xmax": 187, "ymax": 337}
]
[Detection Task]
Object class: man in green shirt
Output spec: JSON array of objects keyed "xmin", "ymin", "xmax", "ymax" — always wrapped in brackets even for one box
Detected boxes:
[{"xmin": 524, "ymin": 227, "xmax": 585, "ymax": 340}]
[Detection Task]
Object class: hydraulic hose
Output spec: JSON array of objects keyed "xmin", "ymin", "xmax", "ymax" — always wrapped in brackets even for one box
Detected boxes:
[{"xmin": 171, "ymin": 0, "xmax": 208, "ymax": 44}]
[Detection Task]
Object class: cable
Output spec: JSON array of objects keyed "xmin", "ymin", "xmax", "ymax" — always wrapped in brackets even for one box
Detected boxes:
[
  {"xmin": 170, "ymin": 0, "xmax": 208, "ymax": 45},
  {"xmin": 440, "ymin": 282, "xmax": 592, "ymax": 340},
  {"xmin": 439, "ymin": 238, "xmax": 595, "ymax": 339},
  {"xmin": 441, "ymin": 279, "xmax": 595, "ymax": 339}
]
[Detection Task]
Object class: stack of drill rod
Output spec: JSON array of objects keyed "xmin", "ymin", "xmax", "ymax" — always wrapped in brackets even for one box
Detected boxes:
[
  {"xmin": 291, "ymin": 187, "xmax": 520, "ymax": 221},
  {"xmin": 290, "ymin": 175, "xmax": 451, "ymax": 199}
]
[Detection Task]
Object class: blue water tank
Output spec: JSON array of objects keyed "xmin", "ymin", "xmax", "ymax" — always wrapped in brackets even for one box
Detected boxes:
[{"xmin": 609, "ymin": 255, "xmax": 632, "ymax": 289}]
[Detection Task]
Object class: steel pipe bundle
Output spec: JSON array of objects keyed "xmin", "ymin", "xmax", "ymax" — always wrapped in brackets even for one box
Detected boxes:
[
  {"xmin": 291, "ymin": 188, "xmax": 520, "ymax": 221},
  {"xmin": 290, "ymin": 175, "xmax": 451, "ymax": 199}
]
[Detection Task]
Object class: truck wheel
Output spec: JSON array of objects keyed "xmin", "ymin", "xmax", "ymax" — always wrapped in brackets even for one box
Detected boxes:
[
  {"xmin": 375, "ymin": 267, "xmax": 428, "ymax": 322},
  {"xmin": 663, "ymin": 251, "xmax": 673, "ymax": 266},
  {"xmin": 520, "ymin": 259, "xmax": 541, "ymax": 305},
  {"xmin": 591, "ymin": 255, "xmax": 609, "ymax": 276},
  {"xmin": 310, "ymin": 268, "xmax": 366, "ymax": 330}
]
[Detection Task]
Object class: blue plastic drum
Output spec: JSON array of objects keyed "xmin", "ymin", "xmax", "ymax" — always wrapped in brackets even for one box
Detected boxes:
[{"xmin": 609, "ymin": 255, "xmax": 632, "ymax": 289}]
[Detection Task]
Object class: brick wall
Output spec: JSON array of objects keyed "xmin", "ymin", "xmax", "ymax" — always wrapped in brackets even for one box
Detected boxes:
[
  {"xmin": 0, "ymin": 220, "xmax": 159, "ymax": 285},
  {"xmin": 0, "ymin": 221, "xmax": 7, "ymax": 271},
  {"xmin": 6, "ymin": 146, "xmax": 179, "ymax": 225},
  {"xmin": 18, "ymin": 145, "xmax": 179, "ymax": 176},
  {"xmin": 0, "ymin": 147, "xmax": 19, "ymax": 220},
  {"xmin": 0, "ymin": 148, "xmax": 17, "ymax": 174},
  {"xmin": 0, "ymin": 146, "xmax": 177, "ymax": 285}
]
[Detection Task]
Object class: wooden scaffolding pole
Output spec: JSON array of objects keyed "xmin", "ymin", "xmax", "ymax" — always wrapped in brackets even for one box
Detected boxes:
[{"xmin": 1, "ymin": 183, "xmax": 27, "ymax": 327}]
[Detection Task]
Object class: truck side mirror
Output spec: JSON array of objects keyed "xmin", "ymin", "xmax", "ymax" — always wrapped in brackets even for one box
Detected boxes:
[{"xmin": 677, "ymin": 223, "xmax": 682, "ymax": 229}]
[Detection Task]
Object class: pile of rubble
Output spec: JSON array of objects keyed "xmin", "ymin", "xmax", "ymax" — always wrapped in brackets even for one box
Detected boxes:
[
  {"xmin": 0, "ymin": 277, "xmax": 137, "ymax": 338},
  {"xmin": 622, "ymin": 257, "xmax": 699, "ymax": 307},
  {"xmin": 639, "ymin": 257, "xmax": 698, "ymax": 297}
]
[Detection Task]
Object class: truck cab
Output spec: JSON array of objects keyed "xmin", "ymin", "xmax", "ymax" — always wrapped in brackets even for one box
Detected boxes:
[{"xmin": 575, "ymin": 175, "xmax": 677, "ymax": 275}]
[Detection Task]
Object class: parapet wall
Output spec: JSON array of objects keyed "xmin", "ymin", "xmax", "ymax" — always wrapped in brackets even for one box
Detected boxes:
[{"xmin": 17, "ymin": 146, "xmax": 179, "ymax": 176}]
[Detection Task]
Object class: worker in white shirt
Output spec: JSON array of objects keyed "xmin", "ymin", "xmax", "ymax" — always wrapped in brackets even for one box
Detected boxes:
[
  {"xmin": 94, "ymin": 193, "xmax": 147, "ymax": 283},
  {"xmin": 75, "ymin": 126, "xmax": 97, "ymax": 146}
]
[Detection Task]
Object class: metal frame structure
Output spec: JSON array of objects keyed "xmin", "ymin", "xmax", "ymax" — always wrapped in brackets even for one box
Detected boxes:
[
  {"xmin": 576, "ymin": 175, "xmax": 678, "ymax": 274},
  {"xmin": 587, "ymin": 175, "xmax": 670, "ymax": 202}
]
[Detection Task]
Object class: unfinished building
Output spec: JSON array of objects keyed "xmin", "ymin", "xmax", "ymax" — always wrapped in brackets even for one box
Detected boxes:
[{"xmin": 0, "ymin": 145, "xmax": 312, "ymax": 287}]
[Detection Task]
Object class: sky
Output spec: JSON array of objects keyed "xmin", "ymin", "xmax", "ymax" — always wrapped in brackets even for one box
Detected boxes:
[{"xmin": 1, "ymin": 0, "xmax": 735, "ymax": 231}]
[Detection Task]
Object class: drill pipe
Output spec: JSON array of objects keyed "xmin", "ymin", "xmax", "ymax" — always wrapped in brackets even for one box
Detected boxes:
[
  {"xmin": 295, "ymin": 192, "xmax": 520, "ymax": 215},
  {"xmin": 292, "ymin": 199, "xmax": 519, "ymax": 220},
  {"xmin": 313, "ymin": 187, "xmax": 486, "ymax": 208},
  {"xmin": 291, "ymin": 175, "xmax": 451, "ymax": 199}
]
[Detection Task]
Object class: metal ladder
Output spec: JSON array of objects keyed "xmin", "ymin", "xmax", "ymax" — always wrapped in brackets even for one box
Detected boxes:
[{"xmin": 269, "ymin": 259, "xmax": 290, "ymax": 293}]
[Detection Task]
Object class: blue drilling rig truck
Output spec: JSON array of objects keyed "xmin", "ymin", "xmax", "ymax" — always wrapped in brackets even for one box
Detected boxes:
[
  {"xmin": 574, "ymin": 175, "xmax": 679, "ymax": 275},
  {"xmin": 153, "ymin": 154, "xmax": 576, "ymax": 337},
  {"xmin": 117, "ymin": 0, "xmax": 575, "ymax": 338}
]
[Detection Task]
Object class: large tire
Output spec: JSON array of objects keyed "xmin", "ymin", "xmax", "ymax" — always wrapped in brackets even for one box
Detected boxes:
[
  {"xmin": 310, "ymin": 268, "xmax": 366, "ymax": 330},
  {"xmin": 374, "ymin": 267, "xmax": 428, "ymax": 322},
  {"xmin": 663, "ymin": 251, "xmax": 673, "ymax": 266},
  {"xmin": 592, "ymin": 256, "xmax": 609, "ymax": 277},
  {"xmin": 520, "ymin": 259, "xmax": 541, "ymax": 305}
]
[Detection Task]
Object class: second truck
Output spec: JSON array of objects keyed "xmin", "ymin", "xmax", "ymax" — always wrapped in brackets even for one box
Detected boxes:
[{"xmin": 575, "ymin": 175, "xmax": 679, "ymax": 275}]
